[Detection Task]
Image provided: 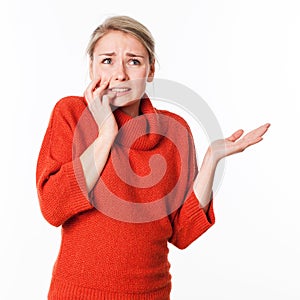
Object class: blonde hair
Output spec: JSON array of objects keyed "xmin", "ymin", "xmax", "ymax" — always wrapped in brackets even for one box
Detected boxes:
[{"xmin": 86, "ymin": 15, "xmax": 156, "ymax": 64}]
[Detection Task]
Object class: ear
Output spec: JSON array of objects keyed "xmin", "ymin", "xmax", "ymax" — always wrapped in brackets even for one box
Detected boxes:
[{"xmin": 147, "ymin": 60, "xmax": 155, "ymax": 82}]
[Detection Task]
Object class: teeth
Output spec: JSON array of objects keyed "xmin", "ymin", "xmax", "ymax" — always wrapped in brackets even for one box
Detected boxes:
[{"xmin": 111, "ymin": 88, "xmax": 130, "ymax": 92}]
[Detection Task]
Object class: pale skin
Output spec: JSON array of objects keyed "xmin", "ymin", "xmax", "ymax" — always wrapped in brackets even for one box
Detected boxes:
[{"xmin": 80, "ymin": 30, "xmax": 271, "ymax": 213}]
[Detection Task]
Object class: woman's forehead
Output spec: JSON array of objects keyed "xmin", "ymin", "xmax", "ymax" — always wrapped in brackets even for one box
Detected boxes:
[{"xmin": 94, "ymin": 30, "xmax": 147, "ymax": 54}]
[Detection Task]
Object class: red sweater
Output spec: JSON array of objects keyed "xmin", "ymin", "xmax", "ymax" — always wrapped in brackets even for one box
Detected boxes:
[{"xmin": 36, "ymin": 96, "xmax": 215, "ymax": 299}]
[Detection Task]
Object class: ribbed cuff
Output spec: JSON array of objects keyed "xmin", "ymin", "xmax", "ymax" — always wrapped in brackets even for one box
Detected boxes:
[
  {"xmin": 47, "ymin": 158, "xmax": 93, "ymax": 226},
  {"xmin": 171, "ymin": 191, "xmax": 215, "ymax": 249},
  {"xmin": 182, "ymin": 190, "xmax": 215, "ymax": 226}
]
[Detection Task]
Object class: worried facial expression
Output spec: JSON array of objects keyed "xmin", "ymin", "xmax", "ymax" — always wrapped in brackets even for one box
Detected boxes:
[{"xmin": 90, "ymin": 30, "xmax": 155, "ymax": 115}]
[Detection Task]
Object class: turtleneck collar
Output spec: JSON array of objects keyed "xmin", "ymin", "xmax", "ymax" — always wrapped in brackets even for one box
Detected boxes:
[{"xmin": 113, "ymin": 96, "xmax": 165, "ymax": 151}]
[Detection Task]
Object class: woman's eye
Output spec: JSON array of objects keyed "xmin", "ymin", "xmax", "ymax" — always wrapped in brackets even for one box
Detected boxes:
[
  {"xmin": 102, "ymin": 58, "xmax": 112, "ymax": 64},
  {"xmin": 129, "ymin": 59, "xmax": 140, "ymax": 65}
]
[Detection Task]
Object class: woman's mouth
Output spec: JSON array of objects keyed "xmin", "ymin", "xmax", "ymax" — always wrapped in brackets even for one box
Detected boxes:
[{"xmin": 109, "ymin": 87, "xmax": 131, "ymax": 96}]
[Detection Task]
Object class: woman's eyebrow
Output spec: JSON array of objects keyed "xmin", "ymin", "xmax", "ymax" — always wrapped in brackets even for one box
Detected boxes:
[
  {"xmin": 126, "ymin": 52, "xmax": 145, "ymax": 58},
  {"xmin": 98, "ymin": 52, "xmax": 115, "ymax": 56},
  {"xmin": 97, "ymin": 52, "xmax": 145, "ymax": 58}
]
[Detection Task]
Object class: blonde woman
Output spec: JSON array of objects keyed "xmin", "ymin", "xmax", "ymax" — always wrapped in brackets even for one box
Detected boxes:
[{"xmin": 36, "ymin": 15, "xmax": 270, "ymax": 299}]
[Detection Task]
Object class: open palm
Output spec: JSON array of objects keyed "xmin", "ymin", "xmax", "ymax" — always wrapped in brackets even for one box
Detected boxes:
[{"xmin": 210, "ymin": 123, "xmax": 271, "ymax": 163}]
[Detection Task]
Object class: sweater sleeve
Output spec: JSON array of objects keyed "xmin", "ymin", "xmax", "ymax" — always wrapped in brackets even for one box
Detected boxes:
[
  {"xmin": 168, "ymin": 192, "xmax": 215, "ymax": 249},
  {"xmin": 168, "ymin": 114, "xmax": 215, "ymax": 249},
  {"xmin": 36, "ymin": 98, "xmax": 93, "ymax": 227}
]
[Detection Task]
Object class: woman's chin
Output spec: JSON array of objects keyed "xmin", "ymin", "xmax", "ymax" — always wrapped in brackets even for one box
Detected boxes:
[
  {"xmin": 110, "ymin": 97, "xmax": 141, "ymax": 117},
  {"xmin": 111, "ymin": 96, "xmax": 140, "ymax": 108}
]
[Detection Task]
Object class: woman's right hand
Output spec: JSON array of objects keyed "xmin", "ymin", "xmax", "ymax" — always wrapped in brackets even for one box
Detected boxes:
[
  {"xmin": 81, "ymin": 77, "xmax": 119, "ymax": 192},
  {"xmin": 84, "ymin": 77, "xmax": 118, "ymax": 140}
]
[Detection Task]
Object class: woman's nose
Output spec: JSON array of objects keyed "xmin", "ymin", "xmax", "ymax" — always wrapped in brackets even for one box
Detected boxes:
[{"xmin": 114, "ymin": 62, "xmax": 128, "ymax": 81}]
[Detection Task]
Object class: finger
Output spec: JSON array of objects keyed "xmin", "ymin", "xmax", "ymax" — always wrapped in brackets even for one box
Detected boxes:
[
  {"xmin": 226, "ymin": 129, "xmax": 244, "ymax": 142},
  {"xmin": 84, "ymin": 76, "xmax": 102, "ymax": 104},
  {"xmin": 93, "ymin": 79, "xmax": 110, "ymax": 99},
  {"xmin": 90, "ymin": 90, "xmax": 116, "ymax": 118},
  {"xmin": 259, "ymin": 123, "xmax": 271, "ymax": 136},
  {"xmin": 253, "ymin": 123, "xmax": 271, "ymax": 136},
  {"xmin": 242, "ymin": 136, "xmax": 264, "ymax": 150},
  {"xmin": 88, "ymin": 76, "xmax": 101, "ymax": 92},
  {"xmin": 244, "ymin": 123, "xmax": 271, "ymax": 141},
  {"xmin": 90, "ymin": 75, "xmax": 113, "ymax": 104},
  {"xmin": 86, "ymin": 81, "xmax": 110, "ymax": 108}
]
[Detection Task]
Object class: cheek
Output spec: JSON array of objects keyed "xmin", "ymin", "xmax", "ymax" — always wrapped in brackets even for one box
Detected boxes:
[
  {"xmin": 138, "ymin": 66, "xmax": 150, "ymax": 78},
  {"xmin": 91, "ymin": 63, "xmax": 112, "ymax": 80},
  {"xmin": 131, "ymin": 78, "xmax": 147, "ymax": 94},
  {"xmin": 129, "ymin": 68, "xmax": 149, "ymax": 83}
]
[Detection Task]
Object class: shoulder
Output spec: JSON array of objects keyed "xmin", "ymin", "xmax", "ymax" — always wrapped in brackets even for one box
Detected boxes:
[
  {"xmin": 53, "ymin": 96, "xmax": 87, "ymax": 115},
  {"xmin": 48, "ymin": 96, "xmax": 88, "ymax": 129}
]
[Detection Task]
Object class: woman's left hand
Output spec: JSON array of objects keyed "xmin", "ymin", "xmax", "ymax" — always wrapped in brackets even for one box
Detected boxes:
[{"xmin": 209, "ymin": 123, "xmax": 271, "ymax": 164}]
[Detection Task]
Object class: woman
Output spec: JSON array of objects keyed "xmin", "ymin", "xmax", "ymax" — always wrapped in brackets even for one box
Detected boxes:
[{"xmin": 36, "ymin": 15, "xmax": 270, "ymax": 299}]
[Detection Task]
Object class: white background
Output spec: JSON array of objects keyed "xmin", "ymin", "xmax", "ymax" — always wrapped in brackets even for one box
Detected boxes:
[{"xmin": 1, "ymin": 0, "xmax": 299, "ymax": 299}]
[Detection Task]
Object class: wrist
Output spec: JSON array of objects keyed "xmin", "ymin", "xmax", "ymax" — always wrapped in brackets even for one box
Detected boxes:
[
  {"xmin": 98, "ymin": 127, "xmax": 118, "ymax": 141},
  {"xmin": 95, "ymin": 132, "xmax": 117, "ymax": 148},
  {"xmin": 204, "ymin": 147, "xmax": 220, "ymax": 168}
]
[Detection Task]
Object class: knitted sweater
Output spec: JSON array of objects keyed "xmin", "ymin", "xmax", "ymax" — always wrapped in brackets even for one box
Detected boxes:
[{"xmin": 36, "ymin": 96, "xmax": 215, "ymax": 300}]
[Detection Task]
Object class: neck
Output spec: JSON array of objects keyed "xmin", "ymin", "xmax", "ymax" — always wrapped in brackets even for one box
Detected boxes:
[{"xmin": 117, "ymin": 100, "xmax": 141, "ymax": 117}]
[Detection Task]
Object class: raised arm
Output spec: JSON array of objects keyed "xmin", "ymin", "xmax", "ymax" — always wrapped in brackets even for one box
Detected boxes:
[
  {"xmin": 193, "ymin": 123, "xmax": 271, "ymax": 212},
  {"xmin": 36, "ymin": 98, "xmax": 94, "ymax": 227},
  {"xmin": 36, "ymin": 78, "xmax": 118, "ymax": 227},
  {"xmin": 80, "ymin": 77, "xmax": 118, "ymax": 192}
]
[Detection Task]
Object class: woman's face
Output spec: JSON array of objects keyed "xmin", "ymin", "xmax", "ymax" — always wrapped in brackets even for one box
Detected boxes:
[{"xmin": 90, "ymin": 30, "xmax": 155, "ymax": 115}]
